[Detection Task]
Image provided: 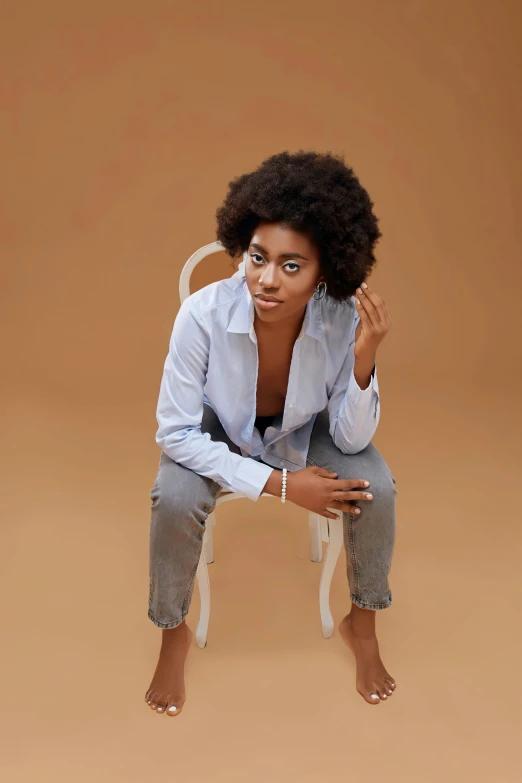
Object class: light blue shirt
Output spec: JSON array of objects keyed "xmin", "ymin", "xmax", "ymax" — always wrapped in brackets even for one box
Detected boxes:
[{"xmin": 155, "ymin": 258, "xmax": 380, "ymax": 503}]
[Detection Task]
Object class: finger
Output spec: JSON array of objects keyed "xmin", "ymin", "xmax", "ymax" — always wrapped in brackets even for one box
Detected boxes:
[
  {"xmin": 316, "ymin": 467, "xmax": 338, "ymax": 477},
  {"xmin": 360, "ymin": 283, "xmax": 383, "ymax": 305},
  {"xmin": 332, "ymin": 490, "xmax": 373, "ymax": 501},
  {"xmin": 329, "ymin": 500, "xmax": 361, "ymax": 515},
  {"xmin": 324, "ymin": 510, "xmax": 340, "ymax": 520},
  {"xmin": 382, "ymin": 299, "xmax": 392, "ymax": 325},
  {"xmin": 355, "ymin": 292, "xmax": 379, "ymax": 330},
  {"xmin": 335, "ymin": 499, "xmax": 362, "ymax": 513},
  {"xmin": 360, "ymin": 284, "xmax": 387, "ymax": 326}
]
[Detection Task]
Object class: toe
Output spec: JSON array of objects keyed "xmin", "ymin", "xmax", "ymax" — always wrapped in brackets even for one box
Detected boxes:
[
  {"xmin": 380, "ymin": 678, "xmax": 393, "ymax": 696},
  {"xmin": 376, "ymin": 686, "xmax": 388, "ymax": 701},
  {"xmin": 385, "ymin": 676, "xmax": 396, "ymax": 690},
  {"xmin": 166, "ymin": 703, "xmax": 182, "ymax": 717},
  {"xmin": 364, "ymin": 690, "xmax": 380, "ymax": 705},
  {"xmin": 156, "ymin": 703, "xmax": 165, "ymax": 713}
]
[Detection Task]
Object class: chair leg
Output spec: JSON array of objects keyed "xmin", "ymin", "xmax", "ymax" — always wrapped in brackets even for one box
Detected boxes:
[
  {"xmin": 318, "ymin": 515, "xmax": 343, "ymax": 638},
  {"xmin": 320, "ymin": 517, "xmax": 329, "ymax": 543},
  {"xmin": 309, "ymin": 512, "xmax": 323, "ymax": 562},
  {"xmin": 195, "ymin": 550, "xmax": 210, "ymax": 648}
]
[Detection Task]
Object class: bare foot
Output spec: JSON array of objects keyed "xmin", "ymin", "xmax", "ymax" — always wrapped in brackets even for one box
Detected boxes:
[
  {"xmin": 339, "ymin": 613, "xmax": 396, "ymax": 705},
  {"xmin": 145, "ymin": 620, "xmax": 193, "ymax": 717}
]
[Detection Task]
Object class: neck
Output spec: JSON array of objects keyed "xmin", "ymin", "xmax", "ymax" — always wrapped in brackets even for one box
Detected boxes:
[{"xmin": 254, "ymin": 306, "xmax": 306, "ymax": 342}]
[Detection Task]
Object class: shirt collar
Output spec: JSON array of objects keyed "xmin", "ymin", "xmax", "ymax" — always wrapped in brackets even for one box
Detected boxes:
[{"xmin": 226, "ymin": 260, "xmax": 323, "ymax": 342}]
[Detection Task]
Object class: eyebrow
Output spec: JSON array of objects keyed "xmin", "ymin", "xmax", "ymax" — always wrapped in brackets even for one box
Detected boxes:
[{"xmin": 249, "ymin": 242, "xmax": 310, "ymax": 261}]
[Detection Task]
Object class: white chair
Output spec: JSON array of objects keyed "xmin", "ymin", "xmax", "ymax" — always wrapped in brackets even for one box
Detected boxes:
[{"xmin": 180, "ymin": 241, "xmax": 344, "ymax": 648}]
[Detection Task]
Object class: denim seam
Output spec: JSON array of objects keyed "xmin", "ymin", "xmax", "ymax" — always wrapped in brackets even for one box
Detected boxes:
[
  {"xmin": 350, "ymin": 593, "xmax": 392, "ymax": 610},
  {"xmin": 148, "ymin": 607, "xmax": 188, "ymax": 629},
  {"xmin": 181, "ymin": 535, "xmax": 205, "ymax": 616},
  {"xmin": 348, "ymin": 514, "xmax": 361, "ymax": 596}
]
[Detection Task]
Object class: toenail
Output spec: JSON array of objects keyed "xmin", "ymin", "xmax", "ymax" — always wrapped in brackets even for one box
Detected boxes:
[
  {"xmin": 168, "ymin": 706, "xmax": 177, "ymax": 712},
  {"xmin": 157, "ymin": 707, "xmax": 163, "ymax": 712},
  {"xmin": 382, "ymin": 694, "xmax": 387, "ymax": 698},
  {"xmin": 370, "ymin": 694, "xmax": 379, "ymax": 699}
]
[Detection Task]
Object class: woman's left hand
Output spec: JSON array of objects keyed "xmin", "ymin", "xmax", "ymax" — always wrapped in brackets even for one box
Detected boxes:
[{"xmin": 354, "ymin": 283, "xmax": 392, "ymax": 360}]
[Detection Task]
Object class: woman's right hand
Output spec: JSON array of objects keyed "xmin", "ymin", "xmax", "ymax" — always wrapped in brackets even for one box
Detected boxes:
[{"xmin": 285, "ymin": 465, "xmax": 372, "ymax": 520}]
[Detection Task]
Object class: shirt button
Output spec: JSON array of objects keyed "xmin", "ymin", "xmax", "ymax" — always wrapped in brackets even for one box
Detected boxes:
[
  {"xmin": 284, "ymin": 428, "xmax": 289, "ymax": 432},
  {"xmin": 289, "ymin": 403, "xmax": 294, "ymax": 408},
  {"xmin": 280, "ymin": 461, "xmax": 284, "ymax": 466}
]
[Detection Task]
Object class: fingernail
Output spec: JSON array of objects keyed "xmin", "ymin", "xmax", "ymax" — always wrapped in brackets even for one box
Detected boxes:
[
  {"xmin": 362, "ymin": 282, "xmax": 368, "ymax": 288},
  {"xmin": 364, "ymin": 481, "xmax": 369, "ymax": 486}
]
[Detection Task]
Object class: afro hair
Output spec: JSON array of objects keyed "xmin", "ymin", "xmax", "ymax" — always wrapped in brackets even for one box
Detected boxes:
[{"xmin": 215, "ymin": 149, "xmax": 382, "ymax": 302}]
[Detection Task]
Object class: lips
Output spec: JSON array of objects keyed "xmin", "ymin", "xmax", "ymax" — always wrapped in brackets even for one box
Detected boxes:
[
  {"xmin": 255, "ymin": 296, "xmax": 283, "ymax": 310},
  {"xmin": 256, "ymin": 294, "xmax": 282, "ymax": 302}
]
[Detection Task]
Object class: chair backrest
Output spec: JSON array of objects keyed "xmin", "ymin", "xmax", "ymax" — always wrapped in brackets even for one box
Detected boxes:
[
  {"xmin": 178, "ymin": 241, "xmax": 245, "ymax": 500},
  {"xmin": 180, "ymin": 240, "xmax": 248, "ymax": 304}
]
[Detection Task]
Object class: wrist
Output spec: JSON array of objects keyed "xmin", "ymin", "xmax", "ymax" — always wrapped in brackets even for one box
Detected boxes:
[{"xmin": 262, "ymin": 469, "xmax": 284, "ymax": 498}]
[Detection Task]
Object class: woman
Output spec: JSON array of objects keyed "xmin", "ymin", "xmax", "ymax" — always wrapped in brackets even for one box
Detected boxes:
[{"xmin": 145, "ymin": 150, "xmax": 397, "ymax": 716}]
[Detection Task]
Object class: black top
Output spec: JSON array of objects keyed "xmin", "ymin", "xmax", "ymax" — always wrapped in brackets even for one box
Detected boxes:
[{"xmin": 254, "ymin": 413, "xmax": 277, "ymax": 438}]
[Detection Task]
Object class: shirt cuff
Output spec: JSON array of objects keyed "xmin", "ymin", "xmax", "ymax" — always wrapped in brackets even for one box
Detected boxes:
[
  {"xmin": 230, "ymin": 458, "xmax": 276, "ymax": 502},
  {"xmin": 348, "ymin": 362, "xmax": 379, "ymax": 402}
]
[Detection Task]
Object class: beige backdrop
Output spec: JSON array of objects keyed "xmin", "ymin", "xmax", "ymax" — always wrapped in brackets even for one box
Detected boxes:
[{"xmin": 1, "ymin": 1, "xmax": 520, "ymax": 781}]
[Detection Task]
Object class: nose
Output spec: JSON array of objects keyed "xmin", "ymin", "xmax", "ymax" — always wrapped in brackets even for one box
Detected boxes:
[{"xmin": 259, "ymin": 263, "xmax": 279, "ymax": 289}]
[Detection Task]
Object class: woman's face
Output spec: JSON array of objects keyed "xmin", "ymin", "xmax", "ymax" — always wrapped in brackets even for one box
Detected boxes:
[{"xmin": 244, "ymin": 221, "xmax": 324, "ymax": 328}]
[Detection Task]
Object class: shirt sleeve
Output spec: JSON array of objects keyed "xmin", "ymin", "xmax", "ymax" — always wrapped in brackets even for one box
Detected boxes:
[
  {"xmin": 155, "ymin": 297, "xmax": 275, "ymax": 503},
  {"xmin": 327, "ymin": 307, "xmax": 381, "ymax": 453}
]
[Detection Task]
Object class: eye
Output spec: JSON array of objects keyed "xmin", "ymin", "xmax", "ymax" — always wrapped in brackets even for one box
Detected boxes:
[{"xmin": 249, "ymin": 253, "xmax": 300, "ymax": 272}]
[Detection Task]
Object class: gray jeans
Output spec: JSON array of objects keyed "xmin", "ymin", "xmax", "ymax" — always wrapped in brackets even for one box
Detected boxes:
[{"xmin": 148, "ymin": 404, "xmax": 398, "ymax": 629}]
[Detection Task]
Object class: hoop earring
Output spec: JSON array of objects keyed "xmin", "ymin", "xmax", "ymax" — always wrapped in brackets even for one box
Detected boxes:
[{"xmin": 313, "ymin": 281, "xmax": 327, "ymax": 300}]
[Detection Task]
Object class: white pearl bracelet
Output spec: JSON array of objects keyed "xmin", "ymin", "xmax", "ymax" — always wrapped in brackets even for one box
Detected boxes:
[{"xmin": 281, "ymin": 468, "xmax": 287, "ymax": 503}]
